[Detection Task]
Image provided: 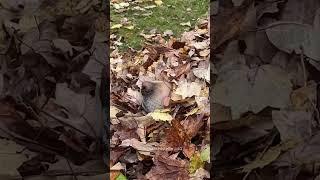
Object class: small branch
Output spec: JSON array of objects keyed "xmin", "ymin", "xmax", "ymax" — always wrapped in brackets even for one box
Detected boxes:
[
  {"xmin": 33, "ymin": 16, "xmax": 40, "ymax": 40},
  {"xmin": 66, "ymin": 158, "xmax": 79, "ymax": 180}
]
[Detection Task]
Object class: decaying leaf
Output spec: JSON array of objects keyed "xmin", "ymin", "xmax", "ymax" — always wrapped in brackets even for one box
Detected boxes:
[
  {"xmin": 111, "ymin": 24, "xmax": 123, "ymax": 29},
  {"xmin": 241, "ymin": 140, "xmax": 297, "ymax": 172},
  {"xmin": 109, "ymin": 5, "xmax": 210, "ymax": 178},
  {"xmin": 266, "ymin": 22, "xmax": 320, "ymax": 61},
  {"xmin": 192, "ymin": 66, "xmax": 210, "ymax": 83},
  {"xmin": 145, "ymin": 152, "xmax": 189, "ymax": 180},
  {"xmin": 175, "ymin": 81, "xmax": 202, "ymax": 99},
  {"xmin": 180, "ymin": 21, "xmax": 191, "ymax": 27},
  {"xmin": 272, "ymin": 110, "xmax": 312, "ymax": 142},
  {"xmin": 212, "ymin": 0, "xmax": 320, "ymax": 179},
  {"xmin": 213, "ymin": 64, "xmax": 292, "ymax": 119},
  {"xmin": 147, "ymin": 110, "xmax": 173, "ymax": 122},
  {"xmin": 189, "ymin": 153, "xmax": 205, "ymax": 174},
  {"xmin": 120, "ymin": 138, "xmax": 159, "ymax": 156},
  {"xmin": 0, "ymin": 139, "xmax": 33, "ymax": 179}
]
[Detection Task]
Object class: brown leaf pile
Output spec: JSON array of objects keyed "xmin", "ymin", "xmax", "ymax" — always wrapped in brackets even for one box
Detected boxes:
[
  {"xmin": 110, "ymin": 17, "xmax": 210, "ymax": 179},
  {"xmin": 213, "ymin": 0, "xmax": 320, "ymax": 179},
  {"xmin": 0, "ymin": 0, "xmax": 108, "ymax": 179}
]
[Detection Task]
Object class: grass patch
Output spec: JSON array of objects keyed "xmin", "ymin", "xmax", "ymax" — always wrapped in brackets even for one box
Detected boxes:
[{"xmin": 111, "ymin": 0, "xmax": 209, "ymax": 50}]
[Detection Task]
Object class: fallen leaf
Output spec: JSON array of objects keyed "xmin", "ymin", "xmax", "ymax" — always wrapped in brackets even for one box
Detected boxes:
[
  {"xmin": 147, "ymin": 110, "xmax": 173, "ymax": 122},
  {"xmin": 175, "ymin": 81, "xmax": 202, "ymax": 99},
  {"xmin": 120, "ymin": 138, "xmax": 158, "ymax": 156},
  {"xmin": 124, "ymin": 25, "xmax": 134, "ymax": 30},
  {"xmin": 192, "ymin": 66, "xmax": 210, "ymax": 83},
  {"xmin": 163, "ymin": 30, "xmax": 173, "ymax": 36},
  {"xmin": 0, "ymin": 139, "xmax": 32, "ymax": 179},
  {"xmin": 189, "ymin": 153, "xmax": 205, "ymax": 174},
  {"xmin": 154, "ymin": 0, "xmax": 163, "ymax": 6},
  {"xmin": 145, "ymin": 152, "xmax": 188, "ymax": 180},
  {"xmin": 200, "ymin": 145, "xmax": 210, "ymax": 163},
  {"xmin": 274, "ymin": 134, "xmax": 320, "ymax": 167},
  {"xmin": 180, "ymin": 21, "xmax": 191, "ymax": 27},
  {"xmin": 272, "ymin": 110, "xmax": 312, "ymax": 142},
  {"xmin": 52, "ymin": 38, "xmax": 73, "ymax": 56},
  {"xmin": 55, "ymin": 83, "xmax": 102, "ymax": 138},
  {"xmin": 199, "ymin": 49, "xmax": 210, "ymax": 57},
  {"xmin": 241, "ymin": 140, "xmax": 297, "ymax": 172},
  {"xmin": 192, "ymin": 41, "xmax": 209, "ymax": 50},
  {"xmin": 242, "ymin": 145, "xmax": 282, "ymax": 172},
  {"xmin": 290, "ymin": 81, "xmax": 317, "ymax": 111},
  {"xmin": 163, "ymin": 119, "xmax": 190, "ymax": 149},
  {"xmin": 190, "ymin": 168, "xmax": 210, "ymax": 180},
  {"xmin": 185, "ymin": 107, "xmax": 200, "ymax": 116},
  {"xmin": 213, "ymin": 64, "xmax": 292, "ymax": 119},
  {"xmin": 111, "ymin": 24, "xmax": 123, "ymax": 29},
  {"xmin": 213, "ymin": 0, "xmax": 254, "ymax": 49},
  {"xmin": 111, "ymin": 106, "xmax": 121, "ymax": 119},
  {"xmin": 145, "ymin": 5, "xmax": 157, "ymax": 9},
  {"xmin": 116, "ymin": 173, "xmax": 128, "ymax": 180},
  {"xmin": 110, "ymin": 162, "xmax": 125, "ymax": 171},
  {"xmin": 266, "ymin": 22, "xmax": 320, "ymax": 61},
  {"xmin": 113, "ymin": 2, "xmax": 130, "ymax": 9}
]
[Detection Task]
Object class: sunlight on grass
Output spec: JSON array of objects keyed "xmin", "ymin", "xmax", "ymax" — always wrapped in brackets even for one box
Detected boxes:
[{"xmin": 111, "ymin": 0, "xmax": 209, "ymax": 50}]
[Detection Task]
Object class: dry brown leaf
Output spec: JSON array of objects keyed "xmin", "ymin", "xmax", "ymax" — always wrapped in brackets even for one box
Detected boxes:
[{"xmin": 145, "ymin": 152, "xmax": 189, "ymax": 180}]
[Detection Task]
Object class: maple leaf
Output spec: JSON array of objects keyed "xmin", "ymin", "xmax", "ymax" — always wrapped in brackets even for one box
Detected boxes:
[{"xmin": 145, "ymin": 152, "xmax": 189, "ymax": 180}]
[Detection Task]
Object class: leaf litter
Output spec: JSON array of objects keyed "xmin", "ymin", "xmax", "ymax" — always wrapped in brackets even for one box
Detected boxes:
[
  {"xmin": 0, "ymin": 0, "xmax": 108, "ymax": 179},
  {"xmin": 213, "ymin": 0, "xmax": 320, "ymax": 179},
  {"xmin": 111, "ymin": 9, "xmax": 210, "ymax": 179}
]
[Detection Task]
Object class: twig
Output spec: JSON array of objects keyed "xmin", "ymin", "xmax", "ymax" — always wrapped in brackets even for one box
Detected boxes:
[
  {"xmin": 33, "ymin": 15, "xmax": 40, "ymax": 40},
  {"xmin": 11, "ymin": 28, "xmax": 37, "ymax": 53},
  {"xmin": 66, "ymin": 158, "xmax": 78, "ymax": 180}
]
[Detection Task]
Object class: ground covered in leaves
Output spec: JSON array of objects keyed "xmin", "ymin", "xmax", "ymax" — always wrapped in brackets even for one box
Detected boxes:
[
  {"xmin": 213, "ymin": 0, "xmax": 320, "ymax": 179},
  {"xmin": 110, "ymin": 4, "xmax": 210, "ymax": 180},
  {"xmin": 0, "ymin": 0, "xmax": 108, "ymax": 179}
]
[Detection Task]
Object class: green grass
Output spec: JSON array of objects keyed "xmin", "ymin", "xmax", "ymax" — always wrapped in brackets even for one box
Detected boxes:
[{"xmin": 111, "ymin": 0, "xmax": 209, "ymax": 50}]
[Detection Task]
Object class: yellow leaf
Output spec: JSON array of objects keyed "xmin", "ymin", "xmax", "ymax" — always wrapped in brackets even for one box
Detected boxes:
[
  {"xmin": 185, "ymin": 107, "xmax": 200, "ymax": 116},
  {"xmin": 189, "ymin": 153, "xmax": 205, "ymax": 174},
  {"xmin": 124, "ymin": 25, "xmax": 134, "ymax": 30},
  {"xmin": 180, "ymin": 21, "xmax": 191, "ymax": 27},
  {"xmin": 111, "ymin": 24, "xmax": 123, "ymax": 29},
  {"xmin": 110, "ymin": 106, "xmax": 121, "ymax": 118},
  {"xmin": 154, "ymin": 0, "xmax": 163, "ymax": 6},
  {"xmin": 147, "ymin": 111, "xmax": 173, "ymax": 122}
]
